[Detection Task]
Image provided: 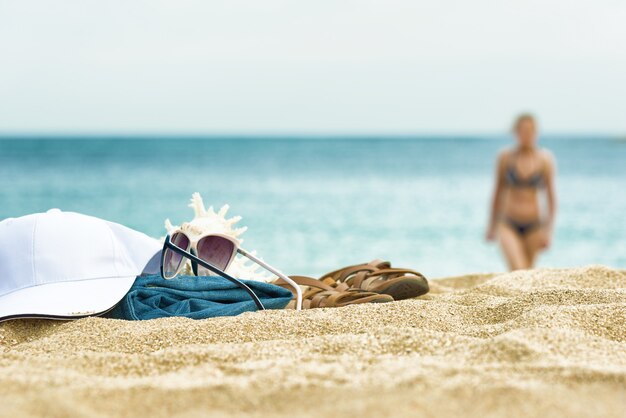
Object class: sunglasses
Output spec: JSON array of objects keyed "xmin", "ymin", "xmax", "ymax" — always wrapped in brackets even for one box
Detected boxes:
[{"xmin": 161, "ymin": 231, "xmax": 302, "ymax": 310}]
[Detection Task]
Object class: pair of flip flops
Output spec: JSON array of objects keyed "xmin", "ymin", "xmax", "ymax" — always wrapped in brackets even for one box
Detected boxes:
[{"xmin": 274, "ymin": 260, "xmax": 429, "ymax": 309}]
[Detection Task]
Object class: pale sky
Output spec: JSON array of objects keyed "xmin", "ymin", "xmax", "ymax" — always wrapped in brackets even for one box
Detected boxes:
[{"xmin": 1, "ymin": 0, "xmax": 625, "ymax": 135}]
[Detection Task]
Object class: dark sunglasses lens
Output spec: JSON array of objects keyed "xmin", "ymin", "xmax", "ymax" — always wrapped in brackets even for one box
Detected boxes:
[
  {"xmin": 196, "ymin": 236, "xmax": 235, "ymax": 275},
  {"xmin": 162, "ymin": 232, "xmax": 191, "ymax": 279}
]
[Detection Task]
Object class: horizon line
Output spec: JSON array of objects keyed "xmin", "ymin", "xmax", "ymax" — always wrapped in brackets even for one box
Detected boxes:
[{"xmin": 0, "ymin": 131, "xmax": 623, "ymax": 140}]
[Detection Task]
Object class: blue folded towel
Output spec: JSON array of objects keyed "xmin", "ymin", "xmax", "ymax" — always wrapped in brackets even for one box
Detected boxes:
[{"xmin": 108, "ymin": 274, "xmax": 292, "ymax": 320}]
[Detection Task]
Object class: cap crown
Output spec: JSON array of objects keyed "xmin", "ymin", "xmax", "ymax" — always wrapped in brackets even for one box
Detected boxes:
[{"xmin": 0, "ymin": 209, "xmax": 155, "ymax": 298}]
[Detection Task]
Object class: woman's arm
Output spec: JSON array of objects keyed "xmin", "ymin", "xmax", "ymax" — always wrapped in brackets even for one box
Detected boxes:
[
  {"xmin": 542, "ymin": 151, "xmax": 557, "ymax": 247},
  {"xmin": 486, "ymin": 151, "xmax": 507, "ymax": 241}
]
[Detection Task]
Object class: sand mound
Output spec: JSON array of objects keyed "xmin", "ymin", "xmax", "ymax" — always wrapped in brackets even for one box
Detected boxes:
[{"xmin": 1, "ymin": 265, "xmax": 625, "ymax": 418}]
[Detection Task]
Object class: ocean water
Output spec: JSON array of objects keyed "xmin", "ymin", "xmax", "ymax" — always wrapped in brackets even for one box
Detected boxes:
[{"xmin": 1, "ymin": 136, "xmax": 625, "ymax": 278}]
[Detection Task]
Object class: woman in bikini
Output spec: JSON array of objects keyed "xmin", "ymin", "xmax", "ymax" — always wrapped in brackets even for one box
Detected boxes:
[{"xmin": 486, "ymin": 114, "xmax": 557, "ymax": 270}]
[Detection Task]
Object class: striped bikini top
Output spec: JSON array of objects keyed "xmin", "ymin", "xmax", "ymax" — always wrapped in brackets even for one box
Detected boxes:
[{"xmin": 505, "ymin": 153, "xmax": 544, "ymax": 188}]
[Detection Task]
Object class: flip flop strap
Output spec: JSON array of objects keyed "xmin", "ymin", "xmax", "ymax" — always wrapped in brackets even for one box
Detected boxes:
[
  {"xmin": 366, "ymin": 268, "xmax": 425, "ymax": 280},
  {"xmin": 338, "ymin": 266, "xmax": 426, "ymax": 291},
  {"xmin": 274, "ymin": 275, "xmax": 335, "ymax": 292},
  {"xmin": 322, "ymin": 260, "xmax": 390, "ymax": 282},
  {"xmin": 333, "ymin": 261, "xmax": 392, "ymax": 288},
  {"xmin": 274, "ymin": 275, "xmax": 389, "ymax": 308}
]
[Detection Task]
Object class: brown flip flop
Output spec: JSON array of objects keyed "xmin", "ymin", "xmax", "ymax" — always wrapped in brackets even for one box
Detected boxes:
[
  {"xmin": 321, "ymin": 260, "xmax": 429, "ymax": 300},
  {"xmin": 273, "ymin": 275, "xmax": 393, "ymax": 309}
]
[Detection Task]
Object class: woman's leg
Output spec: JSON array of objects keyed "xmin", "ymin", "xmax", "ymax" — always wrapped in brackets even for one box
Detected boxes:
[
  {"xmin": 523, "ymin": 227, "xmax": 545, "ymax": 268},
  {"xmin": 498, "ymin": 223, "xmax": 530, "ymax": 270}
]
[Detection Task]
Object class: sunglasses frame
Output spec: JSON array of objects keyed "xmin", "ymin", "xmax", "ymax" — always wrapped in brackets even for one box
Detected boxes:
[
  {"xmin": 161, "ymin": 234, "xmax": 265, "ymax": 310},
  {"xmin": 168, "ymin": 230, "xmax": 303, "ymax": 310}
]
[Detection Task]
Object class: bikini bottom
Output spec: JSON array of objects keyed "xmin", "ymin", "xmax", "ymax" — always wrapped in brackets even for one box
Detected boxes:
[{"xmin": 502, "ymin": 217, "xmax": 542, "ymax": 236}]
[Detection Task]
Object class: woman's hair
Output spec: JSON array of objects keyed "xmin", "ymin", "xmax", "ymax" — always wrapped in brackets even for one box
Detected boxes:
[{"xmin": 512, "ymin": 113, "xmax": 537, "ymax": 132}]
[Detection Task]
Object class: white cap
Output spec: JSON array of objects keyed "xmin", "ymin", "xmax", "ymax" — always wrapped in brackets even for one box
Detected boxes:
[{"xmin": 0, "ymin": 209, "xmax": 161, "ymax": 322}]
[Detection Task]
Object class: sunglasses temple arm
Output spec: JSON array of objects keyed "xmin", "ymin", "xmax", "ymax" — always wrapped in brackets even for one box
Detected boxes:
[
  {"xmin": 237, "ymin": 248, "xmax": 303, "ymax": 311},
  {"xmin": 196, "ymin": 257, "xmax": 265, "ymax": 310},
  {"xmin": 168, "ymin": 243, "xmax": 265, "ymax": 311}
]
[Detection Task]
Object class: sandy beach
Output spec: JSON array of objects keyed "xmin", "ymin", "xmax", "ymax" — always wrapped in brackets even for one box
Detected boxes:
[{"xmin": 1, "ymin": 265, "xmax": 625, "ymax": 418}]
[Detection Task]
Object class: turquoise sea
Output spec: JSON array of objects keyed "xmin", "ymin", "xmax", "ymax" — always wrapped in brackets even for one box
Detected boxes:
[{"xmin": 1, "ymin": 136, "xmax": 625, "ymax": 278}]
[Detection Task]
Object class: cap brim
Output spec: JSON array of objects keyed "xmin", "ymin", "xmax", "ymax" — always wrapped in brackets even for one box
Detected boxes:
[{"xmin": 0, "ymin": 275, "xmax": 137, "ymax": 322}]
